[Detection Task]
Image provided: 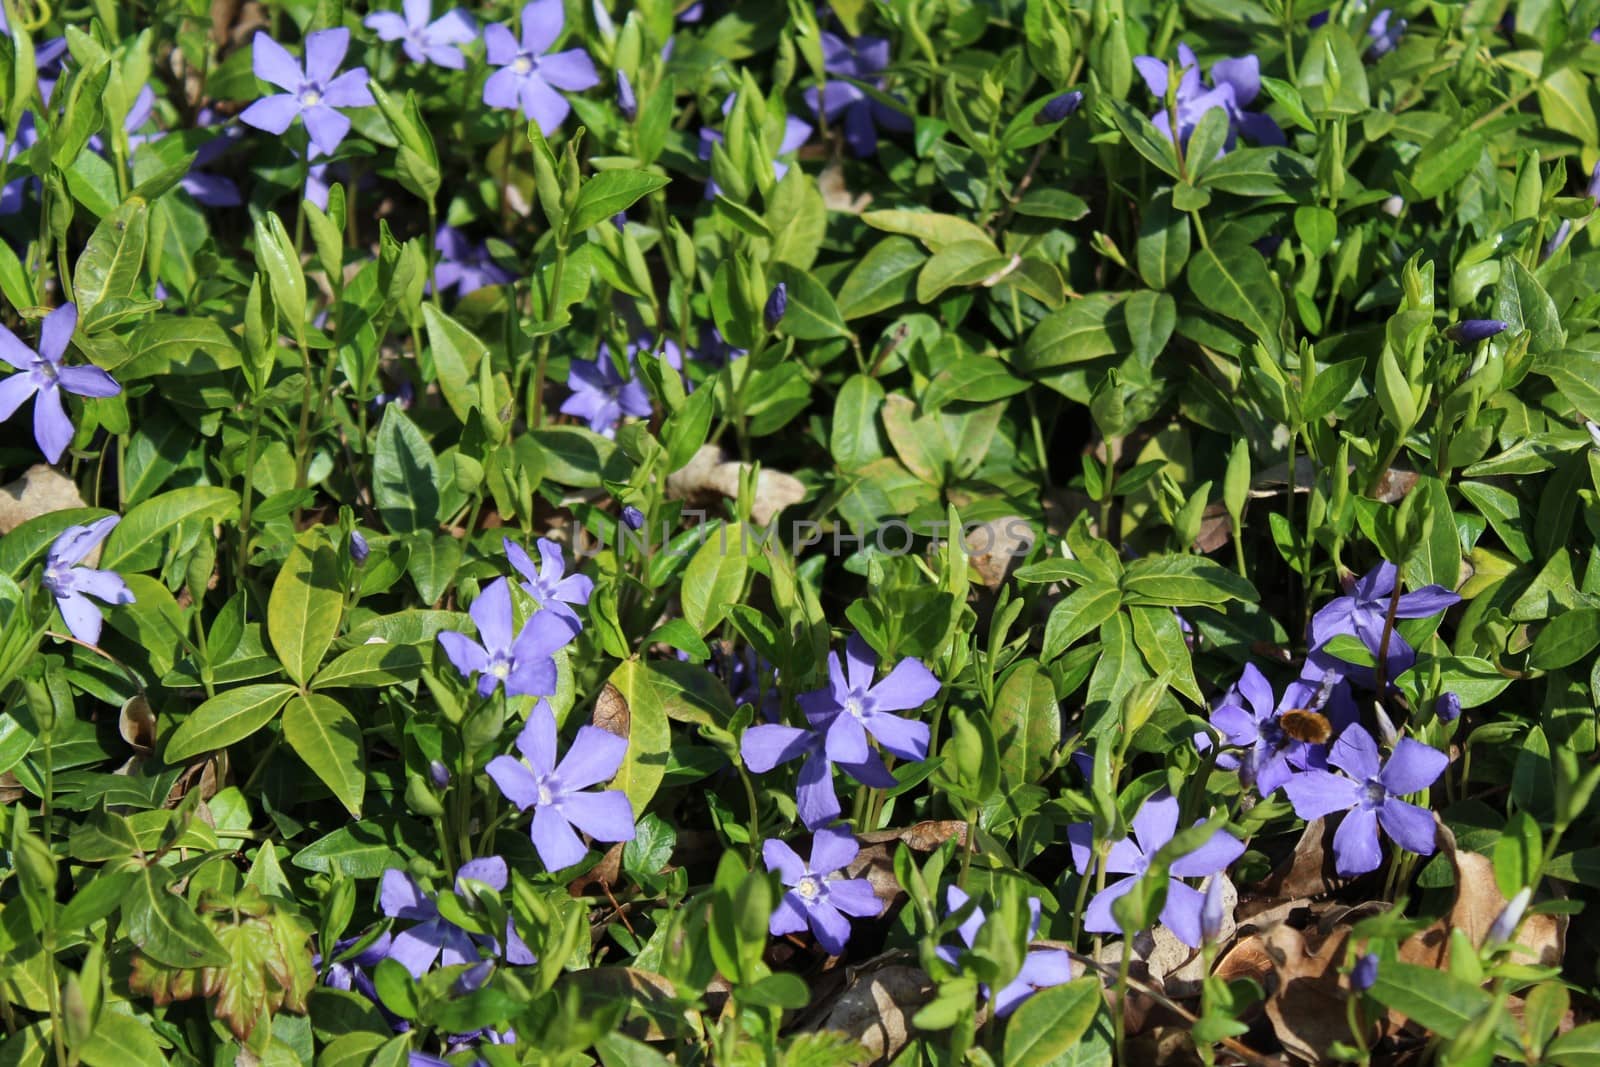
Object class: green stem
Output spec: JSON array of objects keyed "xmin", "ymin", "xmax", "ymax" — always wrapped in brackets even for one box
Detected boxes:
[
  {"xmin": 292, "ymin": 335, "xmax": 315, "ymax": 526},
  {"xmin": 237, "ymin": 406, "xmax": 262, "ymax": 592}
]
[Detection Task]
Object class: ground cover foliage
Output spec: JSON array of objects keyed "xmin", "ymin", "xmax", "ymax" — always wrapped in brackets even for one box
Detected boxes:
[{"xmin": 3, "ymin": 0, "xmax": 1600, "ymax": 1063}]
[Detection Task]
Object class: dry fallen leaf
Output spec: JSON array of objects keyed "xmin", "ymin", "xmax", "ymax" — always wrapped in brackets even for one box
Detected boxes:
[
  {"xmin": 1214, "ymin": 922, "xmax": 1363, "ymax": 1065},
  {"xmin": 812, "ymin": 964, "xmax": 932, "ymax": 1065},
  {"xmin": 593, "ymin": 683, "xmax": 630, "ymax": 740},
  {"xmin": 963, "ymin": 517, "xmax": 1035, "ymax": 590},
  {"xmin": 665, "ymin": 445, "xmax": 807, "ymax": 526},
  {"xmin": 0, "ymin": 464, "xmax": 91, "ymax": 541}
]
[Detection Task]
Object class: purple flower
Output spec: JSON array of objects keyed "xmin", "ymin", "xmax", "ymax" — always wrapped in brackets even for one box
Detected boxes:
[
  {"xmin": 764, "ymin": 282, "xmax": 788, "ymax": 329},
  {"xmin": 620, "ymin": 506, "xmax": 645, "ymax": 531},
  {"xmin": 504, "ymin": 537, "xmax": 593, "ymax": 621},
  {"xmin": 110, "ymin": 91, "xmax": 244, "ymax": 207},
  {"xmin": 365, "ymin": 0, "xmax": 477, "ymax": 69},
  {"xmin": 1038, "ymin": 90, "xmax": 1084, "ymax": 124},
  {"xmin": 432, "ymin": 227, "xmax": 514, "ymax": 297},
  {"xmin": 799, "ymin": 633, "xmax": 939, "ymax": 768},
  {"xmin": 429, "ymin": 760, "xmax": 452, "ymax": 788},
  {"xmin": 1436, "ymin": 692, "xmax": 1461, "ymax": 724},
  {"xmin": 320, "ymin": 931, "xmax": 392, "ymax": 1002},
  {"xmin": 559, "ymin": 344, "xmax": 652, "ymax": 437},
  {"xmin": 41, "ymin": 516, "xmax": 134, "ymax": 645},
  {"xmin": 0, "ymin": 304, "xmax": 122, "ymax": 464},
  {"xmin": 482, "ymin": 0, "xmax": 600, "ymax": 134},
  {"xmin": 1545, "ymin": 219, "xmax": 1573, "ymax": 262},
  {"xmin": 801, "ymin": 33, "xmax": 911, "ymax": 157},
  {"xmin": 240, "ymin": 29, "xmax": 375, "ymax": 157},
  {"xmin": 715, "ymin": 645, "xmax": 780, "ymax": 721},
  {"xmin": 1281, "ymin": 726, "xmax": 1446, "ymax": 876},
  {"xmin": 1133, "ymin": 44, "xmax": 1284, "ymax": 153},
  {"xmin": 349, "ymin": 530, "xmax": 370, "ymax": 565},
  {"xmin": 1446, "ymin": 319, "xmax": 1510, "ymax": 344},
  {"xmin": 1199, "ymin": 664, "xmax": 1354, "ymax": 796},
  {"xmin": 1309, "ymin": 562, "xmax": 1459, "ymax": 685},
  {"xmin": 1199, "ymin": 876, "xmax": 1226, "ymax": 942},
  {"xmin": 697, "ymin": 325, "xmax": 748, "ymax": 366},
  {"xmin": 380, "ymin": 857, "xmax": 534, "ymax": 977},
  {"xmin": 740, "ymin": 700, "xmax": 897, "ymax": 830},
  {"xmin": 698, "ymin": 94, "xmax": 813, "ymax": 198},
  {"xmin": 1069, "ymin": 790, "xmax": 1246, "ymax": 948},
  {"xmin": 437, "ymin": 578, "xmax": 580, "ymax": 698},
  {"xmin": 0, "ymin": 114, "xmax": 41, "ymax": 216},
  {"xmin": 1367, "ymin": 10, "xmax": 1405, "ymax": 56},
  {"xmin": 764, "ymin": 827, "xmax": 881, "ymax": 956},
  {"xmin": 1351, "ymin": 952, "xmax": 1379, "ymax": 991},
  {"xmin": 1486, "ymin": 887, "xmax": 1531, "ymax": 948},
  {"xmin": 486, "ymin": 699, "xmax": 637, "ymax": 871},
  {"xmin": 616, "ymin": 70, "xmax": 637, "ymax": 121},
  {"xmin": 936, "ymin": 886, "xmax": 1075, "ymax": 1017},
  {"xmin": 1587, "ymin": 162, "xmax": 1600, "ymax": 204}
]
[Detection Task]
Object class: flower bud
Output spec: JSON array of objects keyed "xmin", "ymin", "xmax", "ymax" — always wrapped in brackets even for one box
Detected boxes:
[
  {"xmin": 617, "ymin": 70, "xmax": 638, "ymax": 121},
  {"xmin": 349, "ymin": 530, "xmax": 369, "ymax": 566},
  {"xmin": 1036, "ymin": 90, "xmax": 1084, "ymax": 124},
  {"xmin": 1485, "ymin": 886, "xmax": 1532, "ymax": 948},
  {"xmin": 1435, "ymin": 692, "xmax": 1461, "ymax": 723},
  {"xmin": 1200, "ymin": 875, "xmax": 1226, "ymax": 942},
  {"xmin": 1446, "ymin": 319, "xmax": 1509, "ymax": 344},
  {"xmin": 764, "ymin": 282, "xmax": 788, "ymax": 329},
  {"xmin": 612, "ymin": 212, "xmax": 627, "ymax": 232},
  {"xmin": 429, "ymin": 760, "xmax": 451, "ymax": 788},
  {"xmin": 621, "ymin": 505, "xmax": 645, "ymax": 531},
  {"xmin": 1350, "ymin": 952, "xmax": 1379, "ymax": 991}
]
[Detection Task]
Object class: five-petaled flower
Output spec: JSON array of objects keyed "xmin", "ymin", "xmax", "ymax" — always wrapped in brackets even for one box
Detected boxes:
[
  {"xmin": 1309, "ymin": 561, "xmax": 1459, "ymax": 685},
  {"xmin": 41, "ymin": 516, "xmax": 135, "ymax": 646},
  {"xmin": 437, "ymin": 577, "xmax": 579, "ymax": 698},
  {"xmin": 1133, "ymin": 44, "xmax": 1284, "ymax": 152},
  {"xmin": 380, "ymin": 857, "xmax": 533, "ymax": 977},
  {"xmin": 432, "ymin": 227, "xmax": 515, "ymax": 297},
  {"xmin": 740, "ymin": 694, "xmax": 898, "ymax": 829},
  {"xmin": 937, "ymin": 886, "xmax": 1076, "ymax": 1017},
  {"xmin": 1282, "ymin": 725, "xmax": 1446, "ymax": 876},
  {"xmin": 1069, "ymin": 789, "xmax": 1246, "ymax": 947},
  {"xmin": 764, "ymin": 827, "xmax": 882, "ymax": 956},
  {"xmin": 0, "ymin": 304, "xmax": 121, "ymax": 464},
  {"xmin": 800, "ymin": 633, "xmax": 939, "ymax": 769},
  {"xmin": 365, "ymin": 0, "xmax": 477, "ymax": 69},
  {"xmin": 801, "ymin": 32, "xmax": 912, "ymax": 157},
  {"xmin": 505, "ymin": 537, "xmax": 593, "ymax": 622},
  {"xmin": 483, "ymin": 0, "xmax": 600, "ymax": 134},
  {"xmin": 487, "ymin": 700, "xmax": 637, "ymax": 870},
  {"xmin": 241, "ymin": 29, "xmax": 375, "ymax": 157},
  {"xmin": 1201, "ymin": 663, "xmax": 1353, "ymax": 796},
  {"xmin": 560, "ymin": 345, "xmax": 653, "ymax": 437}
]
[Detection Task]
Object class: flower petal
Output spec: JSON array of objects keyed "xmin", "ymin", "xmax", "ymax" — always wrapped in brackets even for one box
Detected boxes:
[
  {"xmin": 1378, "ymin": 798, "xmax": 1438, "ymax": 856},
  {"xmin": 437, "ymin": 631, "xmax": 489, "ymax": 682},
  {"xmin": 520, "ymin": 0, "xmax": 565, "ymax": 54},
  {"xmin": 469, "ymin": 577, "xmax": 515, "ymax": 652},
  {"xmin": 1378, "ymin": 738, "xmax": 1448, "ymax": 797},
  {"xmin": 555, "ymin": 725, "xmax": 628, "ymax": 790},
  {"xmin": 864, "ymin": 710, "xmax": 928, "ymax": 762},
  {"xmin": 869, "ymin": 657, "xmax": 940, "ymax": 712},
  {"xmin": 1282, "ymin": 769, "xmax": 1361, "ymax": 820},
  {"xmin": 537, "ymin": 49, "xmax": 599, "ymax": 92},
  {"xmin": 302, "ymin": 105, "xmax": 351, "ymax": 157},
  {"xmin": 33, "ymin": 383, "xmax": 74, "ymax": 463},
  {"xmin": 807, "ymin": 900, "xmax": 852, "ymax": 955},
  {"xmin": 72, "ymin": 567, "xmax": 133, "ymax": 605},
  {"xmin": 1328, "ymin": 724, "xmax": 1382, "ymax": 782},
  {"xmin": 457, "ymin": 856, "xmax": 508, "ymax": 893},
  {"xmin": 516, "ymin": 701, "xmax": 559, "ymax": 775},
  {"xmin": 1331, "ymin": 805, "xmax": 1384, "ymax": 876},
  {"xmin": 741, "ymin": 723, "xmax": 816, "ymax": 772},
  {"xmin": 1131, "ymin": 791, "xmax": 1180, "ymax": 854},
  {"xmin": 808, "ymin": 825, "xmax": 859, "ymax": 876},
  {"xmin": 56, "ymin": 591, "xmax": 103, "ymax": 644},
  {"xmin": 252, "ymin": 32, "xmax": 304, "ymax": 91},
  {"xmin": 38, "ymin": 303, "xmax": 77, "ymax": 364},
  {"xmin": 1169, "ymin": 827, "xmax": 1246, "ymax": 879},
  {"xmin": 770, "ymin": 893, "xmax": 808, "ymax": 936},
  {"xmin": 1082, "ymin": 876, "xmax": 1138, "ymax": 934},
  {"xmin": 321, "ymin": 69, "xmax": 375, "ymax": 109},
  {"xmin": 1159, "ymin": 880, "xmax": 1207, "ymax": 948},
  {"xmin": 1393, "ymin": 585, "xmax": 1461, "ymax": 619},
  {"xmin": 1209, "ymin": 55, "xmax": 1259, "ymax": 106},
  {"xmin": 380, "ymin": 869, "xmax": 433, "ymax": 920},
  {"xmin": 365, "ymin": 11, "xmax": 409, "ymax": 40},
  {"xmin": 485, "ymin": 755, "xmax": 541, "ymax": 811},
  {"xmin": 0, "ymin": 323, "xmax": 35, "ymax": 370},
  {"xmin": 836, "ymin": 749, "xmax": 897, "ymax": 789},
  {"xmin": 518, "ymin": 75, "xmax": 572, "ymax": 135},
  {"xmin": 824, "ymin": 710, "xmax": 870, "ymax": 765},
  {"xmin": 825, "ymin": 878, "xmax": 882, "ymax": 918},
  {"xmin": 762, "ymin": 838, "xmax": 807, "ymax": 884},
  {"xmin": 843, "ymin": 633, "xmax": 877, "ymax": 693},
  {"xmin": 303, "ymin": 27, "xmax": 351, "ymax": 85},
  {"xmin": 484, "ymin": 23, "xmax": 520, "ymax": 67},
  {"xmin": 559, "ymin": 789, "xmax": 635, "ymax": 843},
  {"xmin": 386, "ymin": 926, "xmax": 444, "ymax": 978},
  {"xmin": 55, "ymin": 365, "xmax": 120, "ymax": 399},
  {"xmin": 795, "ymin": 753, "xmax": 842, "ymax": 829},
  {"xmin": 530, "ymin": 805, "xmax": 588, "ymax": 870},
  {"xmin": 241, "ymin": 95, "xmax": 301, "ymax": 135},
  {"xmin": 0, "ymin": 372, "xmax": 39, "ymax": 422}
]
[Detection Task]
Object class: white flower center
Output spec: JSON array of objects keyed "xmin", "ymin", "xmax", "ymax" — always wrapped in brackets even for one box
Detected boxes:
[
  {"xmin": 537, "ymin": 783, "xmax": 554, "ymax": 806},
  {"xmin": 844, "ymin": 696, "xmax": 867, "ymax": 721},
  {"xmin": 795, "ymin": 875, "xmax": 822, "ymax": 900},
  {"xmin": 300, "ymin": 88, "xmax": 323, "ymax": 107},
  {"xmin": 513, "ymin": 54, "xmax": 534, "ymax": 75},
  {"xmin": 488, "ymin": 657, "xmax": 511, "ymax": 680}
]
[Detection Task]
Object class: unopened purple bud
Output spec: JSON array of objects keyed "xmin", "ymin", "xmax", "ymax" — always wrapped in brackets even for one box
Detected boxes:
[
  {"xmin": 1448, "ymin": 319, "xmax": 1509, "ymax": 343},
  {"xmin": 1351, "ymin": 952, "xmax": 1379, "ymax": 991},
  {"xmin": 621, "ymin": 505, "xmax": 645, "ymax": 530},
  {"xmin": 1435, "ymin": 692, "xmax": 1461, "ymax": 723},
  {"xmin": 1037, "ymin": 90, "xmax": 1084, "ymax": 124},
  {"xmin": 1200, "ymin": 876, "xmax": 1226, "ymax": 942},
  {"xmin": 1373, "ymin": 706, "xmax": 1398, "ymax": 747},
  {"xmin": 429, "ymin": 760, "xmax": 451, "ymax": 788},
  {"xmin": 1485, "ymin": 886, "xmax": 1532, "ymax": 948},
  {"xmin": 612, "ymin": 212, "xmax": 627, "ymax": 233},
  {"xmin": 1588, "ymin": 421, "xmax": 1600, "ymax": 450},
  {"xmin": 349, "ymin": 530, "xmax": 370, "ymax": 566},
  {"xmin": 617, "ymin": 71, "xmax": 638, "ymax": 121},
  {"xmin": 1545, "ymin": 219, "xmax": 1573, "ymax": 262},
  {"xmin": 1588, "ymin": 161, "xmax": 1600, "ymax": 204},
  {"xmin": 764, "ymin": 282, "xmax": 787, "ymax": 329}
]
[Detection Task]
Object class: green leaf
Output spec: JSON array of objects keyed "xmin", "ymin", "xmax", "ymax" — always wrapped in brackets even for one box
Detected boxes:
[
  {"xmin": 1198, "ymin": 148, "xmax": 1314, "ymax": 197},
  {"xmin": 1529, "ymin": 609, "xmax": 1600, "ymax": 671},
  {"xmin": 164, "ymin": 684, "xmax": 297, "ymax": 762},
  {"xmin": 1137, "ymin": 192, "xmax": 1190, "ymax": 290},
  {"xmin": 100, "ymin": 486, "xmax": 239, "ymax": 573},
  {"xmin": 0, "ymin": 507, "xmax": 112, "ymax": 578},
  {"xmin": 253, "ymin": 211, "xmax": 306, "ymax": 340},
  {"xmin": 312, "ymin": 642, "xmax": 426, "ymax": 689},
  {"xmin": 836, "ymin": 236, "xmax": 927, "ymax": 319},
  {"xmin": 1122, "ymin": 555, "xmax": 1258, "ymax": 606},
  {"xmin": 1547, "ymin": 1022, "xmax": 1600, "ymax": 1067},
  {"xmin": 1186, "ymin": 244, "xmax": 1283, "ymax": 348},
  {"xmin": 770, "ymin": 263, "xmax": 850, "ymax": 339},
  {"xmin": 1302, "ymin": 357, "xmax": 1365, "ymax": 421},
  {"xmin": 1041, "ymin": 584, "xmax": 1122, "ymax": 659},
  {"xmin": 1367, "ymin": 962, "xmax": 1495, "ymax": 1041},
  {"xmin": 992, "ymin": 659, "xmax": 1061, "ymax": 785},
  {"xmin": 1005, "ymin": 977, "xmax": 1104, "ymax": 1067},
  {"xmin": 569, "ymin": 170, "xmax": 671, "ymax": 233},
  {"xmin": 861, "ymin": 209, "xmax": 994, "ymax": 251},
  {"xmin": 1129, "ymin": 604, "xmax": 1203, "ymax": 704},
  {"xmin": 830, "ymin": 374, "xmax": 887, "ymax": 470},
  {"xmin": 123, "ymin": 865, "xmax": 229, "ymax": 967},
  {"xmin": 600, "ymin": 658, "xmax": 674, "ymax": 817},
  {"xmin": 291, "ymin": 822, "xmax": 405, "ymax": 878},
  {"xmin": 680, "ymin": 524, "xmax": 751, "ymax": 636},
  {"xmin": 73, "ymin": 196, "xmax": 148, "ymax": 325},
  {"xmin": 1015, "ymin": 293, "xmax": 1129, "ymax": 374},
  {"xmin": 268, "ymin": 532, "xmax": 343, "ymax": 687},
  {"xmin": 374, "ymin": 407, "xmax": 441, "ymax": 535},
  {"xmin": 915, "ymin": 240, "xmax": 1010, "ymax": 303},
  {"xmin": 421, "ymin": 304, "xmax": 489, "ymax": 424},
  {"xmin": 282, "ymin": 694, "xmax": 365, "ymax": 818}
]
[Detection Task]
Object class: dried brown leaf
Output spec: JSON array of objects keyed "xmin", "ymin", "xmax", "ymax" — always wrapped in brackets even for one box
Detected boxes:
[{"xmin": 664, "ymin": 445, "xmax": 807, "ymax": 526}]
